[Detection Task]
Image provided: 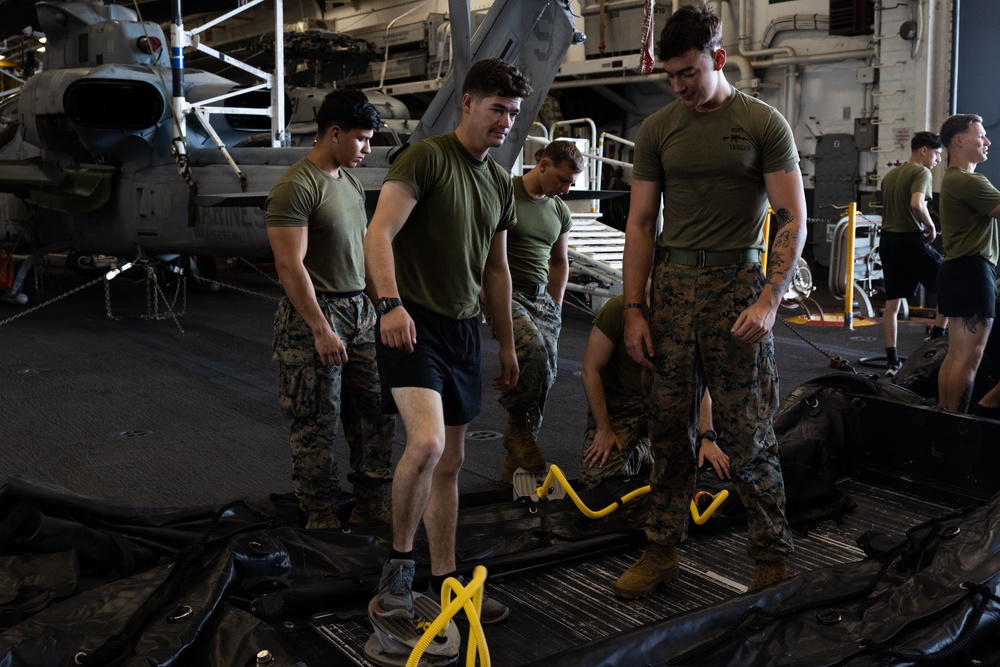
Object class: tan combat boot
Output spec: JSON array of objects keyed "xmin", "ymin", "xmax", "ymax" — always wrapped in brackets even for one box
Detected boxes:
[
  {"xmin": 614, "ymin": 543, "xmax": 680, "ymax": 599},
  {"xmin": 349, "ymin": 484, "xmax": 392, "ymax": 526},
  {"xmin": 746, "ymin": 561, "xmax": 788, "ymax": 591},
  {"xmin": 502, "ymin": 412, "xmax": 546, "ymax": 483},
  {"xmin": 304, "ymin": 506, "xmax": 341, "ymax": 530}
]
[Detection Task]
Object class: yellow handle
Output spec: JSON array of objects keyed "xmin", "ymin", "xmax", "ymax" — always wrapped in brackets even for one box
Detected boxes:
[{"xmin": 690, "ymin": 489, "xmax": 730, "ymax": 525}]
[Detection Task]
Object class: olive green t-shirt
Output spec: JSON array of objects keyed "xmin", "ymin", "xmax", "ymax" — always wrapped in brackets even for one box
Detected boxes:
[
  {"xmin": 880, "ymin": 162, "xmax": 932, "ymax": 233},
  {"xmin": 631, "ymin": 88, "xmax": 799, "ymax": 250},
  {"xmin": 265, "ymin": 157, "xmax": 367, "ymax": 293},
  {"xmin": 386, "ymin": 133, "xmax": 517, "ymax": 320},
  {"xmin": 940, "ymin": 166, "xmax": 1000, "ymax": 265},
  {"xmin": 593, "ymin": 295, "xmax": 645, "ymax": 398},
  {"xmin": 507, "ymin": 176, "xmax": 573, "ymax": 285}
]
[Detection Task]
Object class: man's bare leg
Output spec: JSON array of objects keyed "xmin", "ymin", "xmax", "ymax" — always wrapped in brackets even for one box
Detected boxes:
[
  {"xmin": 424, "ymin": 424, "xmax": 468, "ymax": 577},
  {"xmin": 882, "ymin": 298, "xmax": 901, "ymax": 349},
  {"xmin": 976, "ymin": 380, "xmax": 1000, "ymax": 410},
  {"xmin": 938, "ymin": 318, "xmax": 992, "ymax": 412},
  {"xmin": 390, "ymin": 387, "xmax": 447, "ymax": 553}
]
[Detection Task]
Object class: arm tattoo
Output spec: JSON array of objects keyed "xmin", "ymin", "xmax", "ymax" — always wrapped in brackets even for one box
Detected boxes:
[{"xmin": 765, "ymin": 207, "xmax": 797, "ymax": 295}]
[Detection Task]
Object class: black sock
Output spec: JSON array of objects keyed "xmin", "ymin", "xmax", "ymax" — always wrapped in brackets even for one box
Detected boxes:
[
  {"xmin": 430, "ymin": 571, "xmax": 458, "ymax": 594},
  {"xmin": 931, "ymin": 326, "xmax": 946, "ymax": 339},
  {"xmin": 389, "ymin": 549, "xmax": 414, "ymax": 562},
  {"xmin": 886, "ymin": 347, "xmax": 899, "ymax": 365}
]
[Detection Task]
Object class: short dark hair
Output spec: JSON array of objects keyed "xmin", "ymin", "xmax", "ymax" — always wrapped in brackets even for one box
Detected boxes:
[
  {"xmin": 462, "ymin": 58, "xmax": 532, "ymax": 100},
  {"xmin": 939, "ymin": 114, "xmax": 983, "ymax": 149},
  {"xmin": 316, "ymin": 90, "xmax": 381, "ymax": 136},
  {"xmin": 657, "ymin": 2, "xmax": 722, "ymax": 62},
  {"xmin": 542, "ymin": 140, "xmax": 584, "ymax": 172},
  {"xmin": 911, "ymin": 131, "xmax": 942, "ymax": 151}
]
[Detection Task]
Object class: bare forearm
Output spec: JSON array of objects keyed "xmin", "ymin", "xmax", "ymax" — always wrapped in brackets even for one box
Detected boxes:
[
  {"xmin": 623, "ymin": 222, "xmax": 654, "ymax": 305},
  {"xmin": 363, "ymin": 231, "xmax": 399, "ymax": 299},
  {"xmin": 913, "ymin": 203, "xmax": 935, "ymax": 231},
  {"xmin": 482, "ymin": 266, "xmax": 515, "ymax": 349},
  {"xmin": 698, "ymin": 388, "xmax": 714, "ymax": 433},
  {"xmin": 582, "ymin": 367, "xmax": 613, "ymax": 431},
  {"xmin": 761, "ymin": 207, "xmax": 806, "ymax": 309},
  {"xmin": 547, "ymin": 260, "xmax": 569, "ymax": 307},
  {"xmin": 274, "ymin": 257, "xmax": 329, "ymax": 334}
]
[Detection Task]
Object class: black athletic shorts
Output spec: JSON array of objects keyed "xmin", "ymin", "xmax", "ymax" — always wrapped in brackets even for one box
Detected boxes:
[
  {"xmin": 375, "ymin": 301, "xmax": 482, "ymax": 426},
  {"xmin": 937, "ymin": 256, "xmax": 997, "ymax": 322},
  {"xmin": 879, "ymin": 231, "xmax": 942, "ymax": 300}
]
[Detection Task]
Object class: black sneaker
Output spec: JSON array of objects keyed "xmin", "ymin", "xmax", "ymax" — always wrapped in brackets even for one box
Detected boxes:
[
  {"xmin": 374, "ymin": 558, "xmax": 415, "ymax": 618},
  {"xmin": 428, "ymin": 575, "xmax": 510, "ymax": 624},
  {"xmin": 885, "ymin": 361, "xmax": 903, "ymax": 378}
]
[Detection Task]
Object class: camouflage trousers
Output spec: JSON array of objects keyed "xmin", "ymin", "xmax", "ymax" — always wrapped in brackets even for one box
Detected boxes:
[
  {"xmin": 273, "ymin": 294, "xmax": 394, "ymax": 514},
  {"xmin": 577, "ymin": 392, "xmax": 649, "ymax": 490},
  {"xmin": 489, "ymin": 290, "xmax": 562, "ymax": 437},
  {"xmin": 645, "ymin": 262, "xmax": 793, "ymax": 562}
]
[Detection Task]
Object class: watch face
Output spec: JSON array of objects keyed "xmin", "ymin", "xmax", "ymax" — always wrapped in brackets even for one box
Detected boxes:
[{"xmin": 377, "ymin": 298, "xmax": 400, "ymax": 314}]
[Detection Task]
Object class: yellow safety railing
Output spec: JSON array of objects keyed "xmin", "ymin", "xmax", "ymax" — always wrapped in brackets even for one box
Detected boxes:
[
  {"xmin": 763, "ymin": 207, "xmax": 772, "ymax": 275},
  {"xmin": 843, "ymin": 201, "xmax": 857, "ymax": 330},
  {"xmin": 407, "ymin": 565, "xmax": 491, "ymax": 667}
]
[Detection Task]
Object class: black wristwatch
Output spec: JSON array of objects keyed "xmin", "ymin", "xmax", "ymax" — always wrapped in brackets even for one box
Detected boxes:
[
  {"xmin": 698, "ymin": 429, "xmax": 718, "ymax": 443},
  {"xmin": 375, "ymin": 297, "xmax": 403, "ymax": 315}
]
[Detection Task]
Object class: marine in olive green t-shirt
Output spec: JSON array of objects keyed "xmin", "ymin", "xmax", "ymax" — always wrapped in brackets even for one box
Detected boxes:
[
  {"xmin": 593, "ymin": 295, "xmax": 646, "ymax": 397},
  {"xmin": 507, "ymin": 175, "xmax": 573, "ymax": 285},
  {"xmin": 631, "ymin": 87, "xmax": 799, "ymax": 251},
  {"xmin": 385, "ymin": 132, "xmax": 517, "ymax": 320},
  {"xmin": 265, "ymin": 157, "xmax": 368, "ymax": 293},
  {"xmin": 940, "ymin": 166, "xmax": 1000, "ymax": 265},
  {"xmin": 880, "ymin": 162, "xmax": 933, "ymax": 234}
]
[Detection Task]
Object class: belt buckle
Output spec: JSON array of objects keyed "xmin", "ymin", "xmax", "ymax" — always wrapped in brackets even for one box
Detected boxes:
[{"xmin": 695, "ymin": 250, "xmax": 706, "ymax": 268}]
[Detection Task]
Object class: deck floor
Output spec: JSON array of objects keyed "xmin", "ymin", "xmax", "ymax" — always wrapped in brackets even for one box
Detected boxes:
[{"xmin": 310, "ymin": 479, "xmax": 952, "ymax": 666}]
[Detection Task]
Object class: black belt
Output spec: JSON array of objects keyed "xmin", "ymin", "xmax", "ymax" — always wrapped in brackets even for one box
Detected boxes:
[
  {"xmin": 653, "ymin": 246, "xmax": 761, "ymax": 268},
  {"xmin": 513, "ymin": 282, "xmax": 547, "ymax": 297},
  {"xmin": 317, "ymin": 290, "xmax": 364, "ymax": 299}
]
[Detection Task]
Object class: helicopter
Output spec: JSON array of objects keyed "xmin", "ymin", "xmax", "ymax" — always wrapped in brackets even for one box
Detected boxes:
[{"xmin": 0, "ymin": 0, "xmax": 583, "ymax": 303}]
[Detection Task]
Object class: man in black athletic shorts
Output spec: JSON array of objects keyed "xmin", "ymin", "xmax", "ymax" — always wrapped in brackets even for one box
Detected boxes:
[
  {"xmin": 879, "ymin": 131, "xmax": 947, "ymax": 376},
  {"xmin": 937, "ymin": 113, "xmax": 1000, "ymax": 412},
  {"xmin": 364, "ymin": 58, "xmax": 532, "ymax": 624}
]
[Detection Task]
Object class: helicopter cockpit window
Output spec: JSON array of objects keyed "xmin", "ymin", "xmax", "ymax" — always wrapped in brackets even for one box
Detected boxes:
[
  {"xmin": 64, "ymin": 80, "xmax": 164, "ymax": 130},
  {"xmin": 370, "ymin": 131, "xmax": 401, "ymax": 147}
]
